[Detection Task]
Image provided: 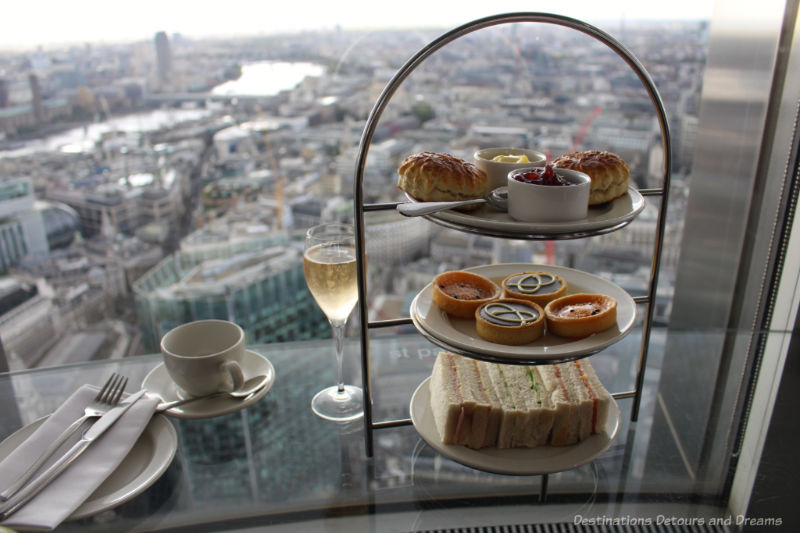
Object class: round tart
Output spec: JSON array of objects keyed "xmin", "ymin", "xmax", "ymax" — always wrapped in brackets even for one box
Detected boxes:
[
  {"xmin": 501, "ymin": 271, "xmax": 567, "ymax": 306},
  {"xmin": 544, "ymin": 293, "xmax": 618, "ymax": 338},
  {"xmin": 432, "ymin": 270, "xmax": 501, "ymax": 319},
  {"xmin": 475, "ymin": 298, "xmax": 545, "ymax": 345}
]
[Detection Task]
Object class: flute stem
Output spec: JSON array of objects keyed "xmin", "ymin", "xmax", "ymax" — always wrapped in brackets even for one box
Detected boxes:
[{"xmin": 330, "ymin": 320, "xmax": 346, "ymax": 394}]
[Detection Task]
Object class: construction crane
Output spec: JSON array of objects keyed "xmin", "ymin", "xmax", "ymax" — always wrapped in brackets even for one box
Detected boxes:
[
  {"xmin": 253, "ymin": 105, "xmax": 285, "ymax": 230},
  {"xmin": 544, "ymin": 107, "xmax": 602, "ymax": 265},
  {"xmin": 262, "ymin": 129, "xmax": 284, "ymax": 230},
  {"xmin": 572, "ymin": 106, "xmax": 602, "ymax": 151}
]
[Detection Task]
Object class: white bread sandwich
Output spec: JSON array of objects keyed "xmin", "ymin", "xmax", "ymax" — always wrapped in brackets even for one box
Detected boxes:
[
  {"xmin": 429, "ymin": 351, "xmax": 502, "ymax": 448},
  {"xmin": 483, "ymin": 362, "xmax": 555, "ymax": 448},
  {"xmin": 538, "ymin": 359, "xmax": 614, "ymax": 446},
  {"xmin": 429, "ymin": 352, "xmax": 613, "ymax": 449}
]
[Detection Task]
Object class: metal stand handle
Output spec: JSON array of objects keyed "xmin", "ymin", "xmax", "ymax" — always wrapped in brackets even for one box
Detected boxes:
[{"xmin": 352, "ymin": 12, "xmax": 672, "ymax": 459}]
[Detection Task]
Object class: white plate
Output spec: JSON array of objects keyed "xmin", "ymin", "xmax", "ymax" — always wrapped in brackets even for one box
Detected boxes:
[
  {"xmin": 0, "ymin": 414, "xmax": 177, "ymax": 520},
  {"xmin": 405, "ymin": 187, "xmax": 644, "ymax": 236},
  {"xmin": 410, "ymin": 377, "xmax": 621, "ymax": 475},
  {"xmin": 142, "ymin": 349, "xmax": 275, "ymax": 419},
  {"xmin": 410, "ymin": 263, "xmax": 636, "ymax": 362}
]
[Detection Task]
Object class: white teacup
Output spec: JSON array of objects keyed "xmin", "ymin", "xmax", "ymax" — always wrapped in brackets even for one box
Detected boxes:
[{"xmin": 161, "ymin": 319, "xmax": 245, "ymax": 398}]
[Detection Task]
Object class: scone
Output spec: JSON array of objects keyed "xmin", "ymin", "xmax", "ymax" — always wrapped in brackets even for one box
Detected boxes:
[
  {"xmin": 475, "ymin": 298, "xmax": 545, "ymax": 345},
  {"xmin": 398, "ymin": 152, "xmax": 490, "ymax": 209},
  {"xmin": 544, "ymin": 293, "xmax": 617, "ymax": 338},
  {"xmin": 501, "ymin": 271, "xmax": 567, "ymax": 306},
  {"xmin": 551, "ymin": 150, "xmax": 630, "ymax": 205},
  {"xmin": 432, "ymin": 270, "xmax": 501, "ymax": 318}
]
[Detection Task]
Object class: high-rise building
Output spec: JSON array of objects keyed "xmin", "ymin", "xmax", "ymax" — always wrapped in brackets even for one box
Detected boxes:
[
  {"xmin": 154, "ymin": 31, "xmax": 172, "ymax": 89},
  {"xmin": 0, "ymin": 179, "xmax": 50, "ymax": 270},
  {"xmin": 133, "ymin": 230, "xmax": 328, "ymax": 351},
  {"xmin": 27, "ymin": 74, "xmax": 44, "ymax": 125},
  {"xmin": 0, "ymin": 78, "xmax": 8, "ymax": 108}
]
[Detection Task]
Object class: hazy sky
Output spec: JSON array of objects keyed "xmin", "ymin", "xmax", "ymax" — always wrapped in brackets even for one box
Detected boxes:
[{"xmin": 1, "ymin": 0, "xmax": 714, "ymax": 50}]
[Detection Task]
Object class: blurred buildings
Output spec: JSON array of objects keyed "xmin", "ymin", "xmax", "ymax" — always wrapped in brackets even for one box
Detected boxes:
[
  {"xmin": 133, "ymin": 227, "xmax": 327, "ymax": 351},
  {"xmin": 0, "ymin": 178, "xmax": 48, "ymax": 269},
  {"xmin": 0, "ymin": 21, "xmax": 707, "ymax": 368},
  {"xmin": 154, "ymin": 31, "xmax": 173, "ymax": 90}
]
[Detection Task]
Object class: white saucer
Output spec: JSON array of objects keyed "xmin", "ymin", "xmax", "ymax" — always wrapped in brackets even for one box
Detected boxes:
[
  {"xmin": 0, "ymin": 414, "xmax": 177, "ymax": 520},
  {"xmin": 143, "ymin": 349, "xmax": 275, "ymax": 419},
  {"xmin": 410, "ymin": 377, "xmax": 621, "ymax": 475}
]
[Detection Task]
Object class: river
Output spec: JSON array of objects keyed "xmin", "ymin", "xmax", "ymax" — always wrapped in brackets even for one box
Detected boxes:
[
  {"xmin": 1, "ymin": 61, "xmax": 324, "ymax": 158},
  {"xmin": 211, "ymin": 61, "xmax": 324, "ymax": 97}
]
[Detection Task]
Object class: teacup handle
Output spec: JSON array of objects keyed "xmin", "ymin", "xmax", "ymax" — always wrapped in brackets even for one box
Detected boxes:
[{"xmin": 221, "ymin": 360, "xmax": 244, "ymax": 391}]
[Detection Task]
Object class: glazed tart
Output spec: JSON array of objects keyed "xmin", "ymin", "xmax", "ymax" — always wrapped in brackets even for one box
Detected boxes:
[
  {"xmin": 475, "ymin": 298, "xmax": 545, "ymax": 345},
  {"xmin": 544, "ymin": 293, "xmax": 617, "ymax": 338},
  {"xmin": 432, "ymin": 270, "xmax": 502, "ymax": 318},
  {"xmin": 501, "ymin": 271, "xmax": 567, "ymax": 306}
]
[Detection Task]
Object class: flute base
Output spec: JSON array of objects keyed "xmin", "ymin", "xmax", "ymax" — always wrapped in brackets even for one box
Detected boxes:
[{"xmin": 311, "ymin": 385, "xmax": 364, "ymax": 422}]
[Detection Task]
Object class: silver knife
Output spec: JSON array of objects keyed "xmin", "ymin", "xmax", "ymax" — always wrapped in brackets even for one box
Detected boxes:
[{"xmin": 0, "ymin": 389, "xmax": 146, "ymax": 520}]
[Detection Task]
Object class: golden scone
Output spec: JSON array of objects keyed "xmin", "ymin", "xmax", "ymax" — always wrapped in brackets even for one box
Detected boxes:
[
  {"xmin": 475, "ymin": 298, "xmax": 544, "ymax": 345},
  {"xmin": 398, "ymin": 152, "xmax": 490, "ymax": 209},
  {"xmin": 552, "ymin": 150, "xmax": 630, "ymax": 205},
  {"xmin": 501, "ymin": 271, "xmax": 567, "ymax": 306},
  {"xmin": 432, "ymin": 270, "xmax": 501, "ymax": 318},
  {"xmin": 544, "ymin": 293, "xmax": 618, "ymax": 338}
]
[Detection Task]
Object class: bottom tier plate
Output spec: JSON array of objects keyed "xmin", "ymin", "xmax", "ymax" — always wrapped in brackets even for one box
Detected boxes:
[{"xmin": 409, "ymin": 377, "xmax": 621, "ymax": 475}]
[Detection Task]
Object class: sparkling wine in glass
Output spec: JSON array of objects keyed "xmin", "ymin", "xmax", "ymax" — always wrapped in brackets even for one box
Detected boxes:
[{"xmin": 303, "ymin": 223, "xmax": 364, "ymax": 421}]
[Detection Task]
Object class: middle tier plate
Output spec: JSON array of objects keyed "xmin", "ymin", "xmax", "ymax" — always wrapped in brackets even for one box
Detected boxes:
[{"xmin": 410, "ymin": 263, "xmax": 637, "ymax": 363}]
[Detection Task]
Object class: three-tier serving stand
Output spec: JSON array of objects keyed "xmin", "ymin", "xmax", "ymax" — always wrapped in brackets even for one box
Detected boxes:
[{"xmin": 351, "ymin": 12, "xmax": 671, "ymax": 478}]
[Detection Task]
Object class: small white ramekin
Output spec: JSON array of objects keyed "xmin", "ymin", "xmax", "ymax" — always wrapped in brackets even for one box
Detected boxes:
[{"xmin": 507, "ymin": 167, "xmax": 591, "ymax": 222}]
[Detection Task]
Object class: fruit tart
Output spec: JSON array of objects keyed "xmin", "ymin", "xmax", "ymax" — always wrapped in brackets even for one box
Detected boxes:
[{"xmin": 544, "ymin": 293, "xmax": 617, "ymax": 338}]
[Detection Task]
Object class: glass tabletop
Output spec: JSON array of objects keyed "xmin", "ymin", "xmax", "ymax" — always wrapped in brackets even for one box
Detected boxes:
[{"xmin": 0, "ymin": 331, "xmax": 736, "ymax": 532}]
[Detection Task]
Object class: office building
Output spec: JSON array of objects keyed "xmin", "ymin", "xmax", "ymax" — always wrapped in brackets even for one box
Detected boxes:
[
  {"xmin": 0, "ymin": 179, "xmax": 53, "ymax": 270},
  {"xmin": 133, "ymin": 229, "xmax": 327, "ymax": 351},
  {"xmin": 154, "ymin": 31, "xmax": 173, "ymax": 89},
  {"xmin": 27, "ymin": 74, "xmax": 44, "ymax": 125}
]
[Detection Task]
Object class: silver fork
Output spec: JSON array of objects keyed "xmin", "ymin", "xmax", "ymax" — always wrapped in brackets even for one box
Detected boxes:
[{"xmin": 0, "ymin": 373, "xmax": 128, "ymax": 502}]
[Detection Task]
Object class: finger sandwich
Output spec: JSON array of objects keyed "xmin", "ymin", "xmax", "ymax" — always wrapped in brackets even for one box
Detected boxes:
[
  {"xmin": 429, "ymin": 352, "xmax": 613, "ymax": 449},
  {"xmin": 538, "ymin": 359, "xmax": 613, "ymax": 446},
  {"xmin": 483, "ymin": 362, "xmax": 555, "ymax": 448},
  {"xmin": 429, "ymin": 352, "xmax": 502, "ymax": 449}
]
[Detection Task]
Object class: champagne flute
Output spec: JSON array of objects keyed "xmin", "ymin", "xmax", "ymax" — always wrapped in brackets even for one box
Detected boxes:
[{"xmin": 303, "ymin": 222, "xmax": 364, "ymax": 421}]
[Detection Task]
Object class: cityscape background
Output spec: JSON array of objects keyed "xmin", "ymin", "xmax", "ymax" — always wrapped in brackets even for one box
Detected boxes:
[
  {"xmin": 0, "ymin": 6, "xmax": 727, "ymax": 523},
  {"xmin": 0, "ymin": 15, "xmax": 708, "ymax": 372}
]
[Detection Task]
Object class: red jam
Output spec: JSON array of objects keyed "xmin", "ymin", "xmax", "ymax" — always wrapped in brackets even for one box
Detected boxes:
[{"xmin": 513, "ymin": 165, "xmax": 572, "ymax": 186}]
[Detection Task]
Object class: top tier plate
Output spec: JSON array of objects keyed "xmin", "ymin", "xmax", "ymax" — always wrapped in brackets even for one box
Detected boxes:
[
  {"xmin": 405, "ymin": 187, "xmax": 645, "ymax": 239},
  {"xmin": 409, "ymin": 263, "xmax": 637, "ymax": 363}
]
